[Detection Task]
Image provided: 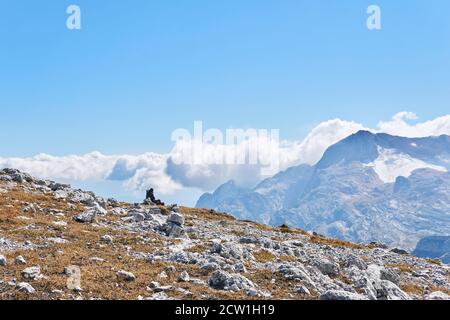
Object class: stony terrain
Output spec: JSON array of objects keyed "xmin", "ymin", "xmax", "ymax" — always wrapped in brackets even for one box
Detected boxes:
[{"xmin": 0, "ymin": 168, "xmax": 449, "ymax": 300}]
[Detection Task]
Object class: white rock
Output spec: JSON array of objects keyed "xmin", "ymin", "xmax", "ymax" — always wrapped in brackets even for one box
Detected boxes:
[
  {"xmin": 167, "ymin": 212, "xmax": 184, "ymax": 226},
  {"xmin": 16, "ymin": 282, "xmax": 36, "ymax": 294},
  {"xmin": 116, "ymin": 270, "xmax": 136, "ymax": 282},
  {"xmin": 15, "ymin": 256, "xmax": 27, "ymax": 265},
  {"xmin": 0, "ymin": 255, "xmax": 6, "ymax": 266},
  {"xmin": 128, "ymin": 211, "xmax": 146, "ymax": 222},
  {"xmin": 178, "ymin": 271, "xmax": 190, "ymax": 282},
  {"xmin": 295, "ymin": 285, "xmax": 311, "ymax": 295},
  {"xmin": 427, "ymin": 291, "xmax": 450, "ymax": 300},
  {"xmin": 208, "ymin": 270, "xmax": 256, "ymax": 291},
  {"xmin": 21, "ymin": 266, "xmax": 41, "ymax": 280},
  {"xmin": 74, "ymin": 210, "xmax": 96, "ymax": 223},
  {"xmin": 53, "ymin": 221, "xmax": 68, "ymax": 227},
  {"xmin": 100, "ymin": 235, "xmax": 113, "ymax": 243}
]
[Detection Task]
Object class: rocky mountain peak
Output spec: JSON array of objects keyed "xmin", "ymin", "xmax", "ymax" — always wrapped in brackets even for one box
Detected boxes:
[{"xmin": 197, "ymin": 132, "xmax": 450, "ymax": 253}]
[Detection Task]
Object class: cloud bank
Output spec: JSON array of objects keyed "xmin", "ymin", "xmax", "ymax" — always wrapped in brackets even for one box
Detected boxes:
[{"xmin": 1, "ymin": 112, "xmax": 449, "ymax": 197}]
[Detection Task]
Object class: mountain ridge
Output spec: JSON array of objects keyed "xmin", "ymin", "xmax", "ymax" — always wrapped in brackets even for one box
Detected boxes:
[{"xmin": 196, "ymin": 132, "xmax": 450, "ymax": 252}]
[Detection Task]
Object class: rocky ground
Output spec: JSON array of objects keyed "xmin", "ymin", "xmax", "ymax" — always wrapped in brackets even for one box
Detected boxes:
[{"xmin": 0, "ymin": 168, "xmax": 449, "ymax": 300}]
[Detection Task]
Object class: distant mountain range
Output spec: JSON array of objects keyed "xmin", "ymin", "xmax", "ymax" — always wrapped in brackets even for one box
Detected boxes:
[
  {"xmin": 413, "ymin": 236, "xmax": 450, "ymax": 264},
  {"xmin": 196, "ymin": 131, "xmax": 450, "ymax": 251}
]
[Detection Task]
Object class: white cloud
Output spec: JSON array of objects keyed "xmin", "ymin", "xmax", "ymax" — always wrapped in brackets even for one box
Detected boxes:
[
  {"xmin": 1, "ymin": 112, "xmax": 449, "ymax": 199},
  {"xmin": 377, "ymin": 112, "xmax": 450, "ymax": 137}
]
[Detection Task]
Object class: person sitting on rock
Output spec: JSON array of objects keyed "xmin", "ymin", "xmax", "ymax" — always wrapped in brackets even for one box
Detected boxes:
[{"xmin": 145, "ymin": 188, "xmax": 164, "ymax": 206}]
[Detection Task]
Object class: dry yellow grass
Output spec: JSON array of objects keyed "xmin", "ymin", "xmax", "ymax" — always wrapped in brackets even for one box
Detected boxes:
[
  {"xmin": 386, "ymin": 263, "xmax": 414, "ymax": 273},
  {"xmin": 401, "ymin": 283, "xmax": 424, "ymax": 295},
  {"xmin": 309, "ymin": 235, "xmax": 366, "ymax": 249},
  {"xmin": 426, "ymin": 258, "xmax": 442, "ymax": 266},
  {"xmin": 253, "ymin": 249, "xmax": 277, "ymax": 263}
]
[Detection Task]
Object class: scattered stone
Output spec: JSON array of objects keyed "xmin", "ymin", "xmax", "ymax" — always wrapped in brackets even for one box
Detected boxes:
[
  {"xmin": 376, "ymin": 280, "xmax": 411, "ymax": 300},
  {"xmin": 74, "ymin": 210, "xmax": 96, "ymax": 223},
  {"xmin": 148, "ymin": 281, "xmax": 172, "ymax": 293},
  {"xmin": 128, "ymin": 211, "xmax": 146, "ymax": 222},
  {"xmin": 166, "ymin": 224, "xmax": 185, "ymax": 238},
  {"xmin": 15, "ymin": 256, "xmax": 27, "ymax": 265},
  {"xmin": 178, "ymin": 271, "xmax": 190, "ymax": 282},
  {"xmin": 53, "ymin": 221, "xmax": 68, "ymax": 227},
  {"xmin": 295, "ymin": 285, "xmax": 311, "ymax": 295},
  {"xmin": 16, "ymin": 282, "xmax": 36, "ymax": 294},
  {"xmin": 47, "ymin": 237, "xmax": 68, "ymax": 244},
  {"xmin": 427, "ymin": 291, "xmax": 450, "ymax": 300},
  {"xmin": 165, "ymin": 265, "xmax": 176, "ymax": 273},
  {"xmin": 21, "ymin": 266, "xmax": 41, "ymax": 280},
  {"xmin": 201, "ymin": 262, "xmax": 219, "ymax": 272},
  {"xmin": 278, "ymin": 264, "xmax": 312, "ymax": 283},
  {"xmin": 148, "ymin": 281, "xmax": 160, "ymax": 290},
  {"xmin": 149, "ymin": 292, "xmax": 169, "ymax": 300},
  {"xmin": 380, "ymin": 268, "xmax": 400, "ymax": 286},
  {"xmin": 116, "ymin": 270, "xmax": 136, "ymax": 282},
  {"xmin": 342, "ymin": 254, "xmax": 367, "ymax": 270},
  {"xmin": 22, "ymin": 204, "xmax": 37, "ymax": 214},
  {"xmin": 233, "ymin": 263, "xmax": 247, "ymax": 273},
  {"xmin": 100, "ymin": 235, "xmax": 113, "ymax": 243},
  {"xmin": 390, "ymin": 248, "xmax": 409, "ymax": 255},
  {"xmin": 208, "ymin": 270, "xmax": 256, "ymax": 292},
  {"xmin": 167, "ymin": 212, "xmax": 184, "ymax": 226},
  {"xmin": 316, "ymin": 259, "xmax": 340, "ymax": 277},
  {"xmin": 0, "ymin": 255, "xmax": 6, "ymax": 266}
]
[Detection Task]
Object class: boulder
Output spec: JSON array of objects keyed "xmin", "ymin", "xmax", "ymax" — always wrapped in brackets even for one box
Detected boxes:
[
  {"xmin": 100, "ymin": 235, "xmax": 113, "ymax": 243},
  {"xmin": 21, "ymin": 266, "xmax": 41, "ymax": 280},
  {"xmin": 380, "ymin": 268, "xmax": 400, "ymax": 286},
  {"xmin": 16, "ymin": 282, "xmax": 36, "ymax": 294},
  {"xmin": 376, "ymin": 280, "xmax": 411, "ymax": 300},
  {"xmin": 74, "ymin": 210, "xmax": 96, "ymax": 223},
  {"xmin": 166, "ymin": 224, "xmax": 185, "ymax": 238},
  {"xmin": 427, "ymin": 291, "xmax": 450, "ymax": 300},
  {"xmin": 0, "ymin": 255, "xmax": 6, "ymax": 266},
  {"xmin": 128, "ymin": 211, "xmax": 146, "ymax": 222},
  {"xmin": 167, "ymin": 212, "xmax": 184, "ymax": 226},
  {"xmin": 295, "ymin": 285, "xmax": 311, "ymax": 295},
  {"xmin": 342, "ymin": 254, "xmax": 367, "ymax": 270},
  {"xmin": 15, "ymin": 256, "xmax": 27, "ymax": 265},
  {"xmin": 391, "ymin": 248, "xmax": 409, "ymax": 255},
  {"xmin": 208, "ymin": 270, "xmax": 256, "ymax": 292},
  {"xmin": 316, "ymin": 259, "xmax": 340, "ymax": 277},
  {"xmin": 201, "ymin": 262, "xmax": 219, "ymax": 272},
  {"xmin": 178, "ymin": 271, "xmax": 190, "ymax": 282},
  {"xmin": 278, "ymin": 264, "xmax": 313, "ymax": 284},
  {"xmin": 116, "ymin": 270, "xmax": 136, "ymax": 282}
]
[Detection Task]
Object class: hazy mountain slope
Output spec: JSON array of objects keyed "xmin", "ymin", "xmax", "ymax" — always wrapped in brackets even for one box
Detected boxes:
[
  {"xmin": 196, "ymin": 131, "xmax": 450, "ymax": 252},
  {"xmin": 413, "ymin": 236, "xmax": 450, "ymax": 264}
]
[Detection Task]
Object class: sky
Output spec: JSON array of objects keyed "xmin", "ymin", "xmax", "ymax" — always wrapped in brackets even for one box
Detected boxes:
[{"xmin": 1, "ymin": 1, "xmax": 450, "ymax": 205}]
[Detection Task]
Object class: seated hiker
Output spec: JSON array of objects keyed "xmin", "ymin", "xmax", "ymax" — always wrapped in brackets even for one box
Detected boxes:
[
  {"xmin": 145, "ymin": 188, "xmax": 165, "ymax": 206},
  {"xmin": 146, "ymin": 188, "xmax": 157, "ymax": 203}
]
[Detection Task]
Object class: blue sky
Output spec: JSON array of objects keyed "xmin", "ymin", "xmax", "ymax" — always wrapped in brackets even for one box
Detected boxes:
[
  {"xmin": 1, "ymin": 1, "xmax": 450, "ymax": 204},
  {"xmin": 1, "ymin": 0, "xmax": 449, "ymax": 156}
]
